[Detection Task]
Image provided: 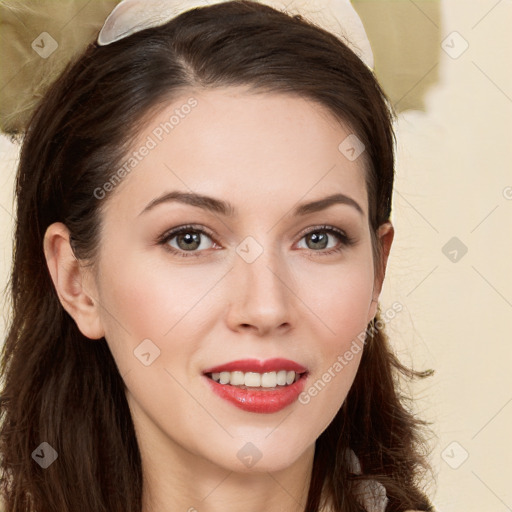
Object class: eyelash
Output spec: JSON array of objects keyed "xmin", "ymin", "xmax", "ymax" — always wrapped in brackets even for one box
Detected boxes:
[{"xmin": 156, "ymin": 224, "xmax": 356, "ymax": 258}]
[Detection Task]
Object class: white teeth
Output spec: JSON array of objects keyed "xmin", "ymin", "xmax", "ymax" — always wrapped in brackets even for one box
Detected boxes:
[
  {"xmin": 209, "ymin": 370, "xmax": 301, "ymax": 387},
  {"xmin": 261, "ymin": 371, "xmax": 276, "ymax": 388},
  {"xmin": 244, "ymin": 372, "xmax": 261, "ymax": 387},
  {"xmin": 230, "ymin": 371, "xmax": 245, "ymax": 386}
]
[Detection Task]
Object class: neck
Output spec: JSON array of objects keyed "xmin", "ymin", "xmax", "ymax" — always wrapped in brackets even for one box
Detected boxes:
[{"xmin": 141, "ymin": 436, "xmax": 315, "ymax": 512}]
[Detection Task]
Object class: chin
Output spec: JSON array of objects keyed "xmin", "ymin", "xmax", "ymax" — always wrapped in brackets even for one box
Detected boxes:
[{"xmin": 208, "ymin": 435, "xmax": 315, "ymax": 474}]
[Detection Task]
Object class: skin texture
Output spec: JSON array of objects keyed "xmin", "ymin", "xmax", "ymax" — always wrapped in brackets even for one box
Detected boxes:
[{"xmin": 44, "ymin": 87, "xmax": 393, "ymax": 512}]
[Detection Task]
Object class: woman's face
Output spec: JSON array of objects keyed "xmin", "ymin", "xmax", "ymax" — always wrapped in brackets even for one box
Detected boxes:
[{"xmin": 81, "ymin": 87, "xmax": 392, "ymax": 474}]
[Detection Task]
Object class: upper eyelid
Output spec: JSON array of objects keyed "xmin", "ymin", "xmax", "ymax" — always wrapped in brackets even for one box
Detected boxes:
[
  {"xmin": 295, "ymin": 224, "xmax": 347, "ymax": 238},
  {"xmin": 158, "ymin": 224, "xmax": 217, "ymax": 242}
]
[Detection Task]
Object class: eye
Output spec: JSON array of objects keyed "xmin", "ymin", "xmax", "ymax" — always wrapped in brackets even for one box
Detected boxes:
[
  {"xmin": 156, "ymin": 224, "xmax": 355, "ymax": 258},
  {"xmin": 296, "ymin": 225, "xmax": 355, "ymax": 254},
  {"xmin": 157, "ymin": 225, "xmax": 218, "ymax": 257}
]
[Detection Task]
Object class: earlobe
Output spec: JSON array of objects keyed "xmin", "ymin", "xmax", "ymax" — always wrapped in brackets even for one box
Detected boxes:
[
  {"xmin": 43, "ymin": 222, "xmax": 105, "ymax": 340},
  {"xmin": 367, "ymin": 221, "xmax": 394, "ymax": 321}
]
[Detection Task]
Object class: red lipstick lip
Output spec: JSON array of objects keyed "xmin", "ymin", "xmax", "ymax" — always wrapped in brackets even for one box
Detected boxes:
[
  {"xmin": 203, "ymin": 372, "xmax": 308, "ymax": 413},
  {"xmin": 202, "ymin": 358, "xmax": 308, "ymax": 375}
]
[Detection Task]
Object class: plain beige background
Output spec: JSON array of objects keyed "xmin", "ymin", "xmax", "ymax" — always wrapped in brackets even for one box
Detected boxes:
[{"xmin": 1, "ymin": 1, "xmax": 511, "ymax": 510}]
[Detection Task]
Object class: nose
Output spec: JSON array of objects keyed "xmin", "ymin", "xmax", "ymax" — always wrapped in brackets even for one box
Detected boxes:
[{"xmin": 224, "ymin": 244, "xmax": 296, "ymax": 336}]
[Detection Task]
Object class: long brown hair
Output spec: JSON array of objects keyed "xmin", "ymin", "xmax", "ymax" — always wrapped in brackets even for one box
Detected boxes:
[{"xmin": 0, "ymin": 2, "xmax": 434, "ymax": 510}]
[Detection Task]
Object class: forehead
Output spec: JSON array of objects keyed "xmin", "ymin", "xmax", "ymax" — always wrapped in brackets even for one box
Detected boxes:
[{"xmin": 102, "ymin": 87, "xmax": 369, "ymax": 220}]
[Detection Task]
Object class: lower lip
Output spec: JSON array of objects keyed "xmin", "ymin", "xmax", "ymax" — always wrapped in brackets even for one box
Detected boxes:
[{"xmin": 203, "ymin": 374, "xmax": 308, "ymax": 413}]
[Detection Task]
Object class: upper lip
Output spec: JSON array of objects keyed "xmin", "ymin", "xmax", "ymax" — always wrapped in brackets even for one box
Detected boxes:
[{"xmin": 202, "ymin": 358, "xmax": 308, "ymax": 374}]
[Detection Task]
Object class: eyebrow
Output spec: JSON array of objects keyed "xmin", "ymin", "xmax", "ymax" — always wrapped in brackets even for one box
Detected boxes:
[{"xmin": 138, "ymin": 191, "xmax": 364, "ymax": 217}]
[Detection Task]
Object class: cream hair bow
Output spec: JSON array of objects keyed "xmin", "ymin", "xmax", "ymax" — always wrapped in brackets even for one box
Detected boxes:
[{"xmin": 97, "ymin": 0, "xmax": 374, "ymax": 69}]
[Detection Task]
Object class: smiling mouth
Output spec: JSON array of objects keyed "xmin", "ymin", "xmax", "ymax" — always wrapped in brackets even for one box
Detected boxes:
[
  {"xmin": 205, "ymin": 370, "xmax": 306, "ymax": 390},
  {"xmin": 203, "ymin": 364, "xmax": 309, "ymax": 413}
]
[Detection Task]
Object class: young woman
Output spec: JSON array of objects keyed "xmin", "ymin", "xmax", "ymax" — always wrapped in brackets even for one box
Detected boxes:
[{"xmin": 0, "ymin": 1, "xmax": 434, "ymax": 511}]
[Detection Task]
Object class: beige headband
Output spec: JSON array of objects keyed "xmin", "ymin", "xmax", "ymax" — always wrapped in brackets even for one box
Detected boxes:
[{"xmin": 97, "ymin": 0, "xmax": 374, "ymax": 69}]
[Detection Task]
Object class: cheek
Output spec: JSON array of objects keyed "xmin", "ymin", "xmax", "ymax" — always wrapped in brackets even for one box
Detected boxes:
[
  {"xmin": 296, "ymin": 254, "xmax": 375, "ymax": 341},
  {"xmin": 94, "ymin": 248, "xmax": 229, "ymax": 369},
  {"xmin": 93, "ymin": 252, "xmax": 223, "ymax": 432},
  {"xmin": 293, "ymin": 256, "xmax": 373, "ymax": 411},
  {"xmin": 326, "ymin": 276, "xmax": 373, "ymax": 327}
]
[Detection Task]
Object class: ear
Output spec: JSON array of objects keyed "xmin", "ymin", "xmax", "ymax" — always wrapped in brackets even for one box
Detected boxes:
[
  {"xmin": 367, "ymin": 221, "xmax": 394, "ymax": 321},
  {"xmin": 43, "ymin": 222, "xmax": 105, "ymax": 340}
]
